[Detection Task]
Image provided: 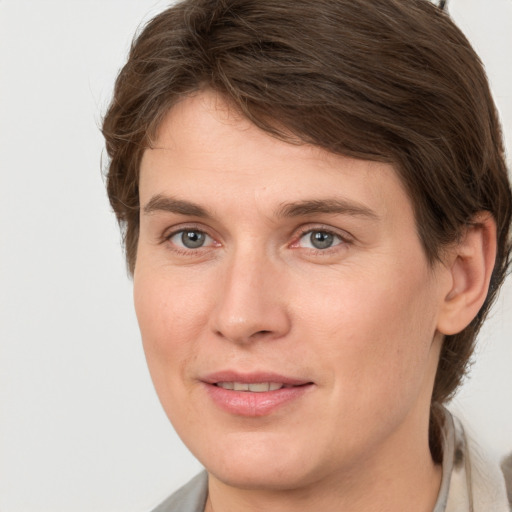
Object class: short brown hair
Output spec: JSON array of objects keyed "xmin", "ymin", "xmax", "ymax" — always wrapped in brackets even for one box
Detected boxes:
[{"xmin": 102, "ymin": 0, "xmax": 512, "ymax": 460}]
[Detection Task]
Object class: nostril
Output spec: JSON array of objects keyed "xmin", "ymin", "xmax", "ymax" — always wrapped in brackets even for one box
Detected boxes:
[{"xmin": 252, "ymin": 330, "xmax": 272, "ymax": 338}]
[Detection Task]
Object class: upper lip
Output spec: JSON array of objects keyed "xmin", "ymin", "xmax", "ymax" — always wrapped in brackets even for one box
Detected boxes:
[{"xmin": 201, "ymin": 371, "xmax": 312, "ymax": 386}]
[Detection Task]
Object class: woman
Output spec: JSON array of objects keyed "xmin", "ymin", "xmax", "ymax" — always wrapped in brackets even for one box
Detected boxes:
[{"xmin": 102, "ymin": 0, "xmax": 512, "ymax": 510}]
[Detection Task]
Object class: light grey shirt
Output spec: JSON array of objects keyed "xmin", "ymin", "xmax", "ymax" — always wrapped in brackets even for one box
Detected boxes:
[
  {"xmin": 151, "ymin": 410, "xmax": 510, "ymax": 512},
  {"xmin": 151, "ymin": 472, "xmax": 208, "ymax": 512}
]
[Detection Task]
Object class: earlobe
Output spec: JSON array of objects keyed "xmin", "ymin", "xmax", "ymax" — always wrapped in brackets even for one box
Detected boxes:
[{"xmin": 437, "ymin": 212, "xmax": 497, "ymax": 335}]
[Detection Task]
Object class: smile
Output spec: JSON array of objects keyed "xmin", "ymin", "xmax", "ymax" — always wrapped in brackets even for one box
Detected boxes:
[
  {"xmin": 203, "ymin": 373, "xmax": 314, "ymax": 416},
  {"xmin": 215, "ymin": 382, "xmax": 292, "ymax": 392}
]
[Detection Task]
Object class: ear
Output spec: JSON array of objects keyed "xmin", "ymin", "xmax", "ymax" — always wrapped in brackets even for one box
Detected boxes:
[{"xmin": 436, "ymin": 212, "xmax": 497, "ymax": 335}]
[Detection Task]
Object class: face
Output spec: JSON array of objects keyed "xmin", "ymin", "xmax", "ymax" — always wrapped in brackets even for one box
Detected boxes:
[{"xmin": 135, "ymin": 90, "xmax": 450, "ymax": 491}]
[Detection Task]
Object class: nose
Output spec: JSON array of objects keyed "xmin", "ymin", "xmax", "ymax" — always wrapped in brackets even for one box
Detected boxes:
[{"xmin": 210, "ymin": 249, "xmax": 291, "ymax": 345}]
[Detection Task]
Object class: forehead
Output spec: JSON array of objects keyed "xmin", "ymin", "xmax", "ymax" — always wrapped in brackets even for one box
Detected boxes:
[
  {"xmin": 140, "ymin": 90, "xmax": 414, "ymax": 226},
  {"xmin": 148, "ymin": 91, "xmax": 350, "ymax": 176}
]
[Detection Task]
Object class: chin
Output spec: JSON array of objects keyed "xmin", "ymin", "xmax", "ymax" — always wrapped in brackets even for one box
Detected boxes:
[
  {"xmin": 191, "ymin": 431, "xmax": 325, "ymax": 491},
  {"xmin": 208, "ymin": 459, "xmax": 315, "ymax": 491}
]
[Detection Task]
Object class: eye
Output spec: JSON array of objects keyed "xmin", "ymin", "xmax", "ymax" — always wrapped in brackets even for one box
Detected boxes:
[
  {"xmin": 298, "ymin": 230, "xmax": 345, "ymax": 250},
  {"xmin": 168, "ymin": 229, "xmax": 214, "ymax": 249}
]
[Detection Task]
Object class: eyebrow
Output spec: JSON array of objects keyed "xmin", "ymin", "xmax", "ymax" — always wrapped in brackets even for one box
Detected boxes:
[
  {"xmin": 143, "ymin": 194, "xmax": 379, "ymax": 221},
  {"xmin": 143, "ymin": 195, "xmax": 211, "ymax": 218},
  {"xmin": 275, "ymin": 199, "xmax": 379, "ymax": 220}
]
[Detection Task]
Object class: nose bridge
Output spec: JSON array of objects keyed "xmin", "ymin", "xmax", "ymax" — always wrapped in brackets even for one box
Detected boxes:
[{"xmin": 211, "ymin": 243, "xmax": 290, "ymax": 344}]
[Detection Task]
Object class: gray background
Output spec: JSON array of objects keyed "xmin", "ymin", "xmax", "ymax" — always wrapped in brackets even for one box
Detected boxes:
[{"xmin": 1, "ymin": 1, "xmax": 511, "ymax": 510}]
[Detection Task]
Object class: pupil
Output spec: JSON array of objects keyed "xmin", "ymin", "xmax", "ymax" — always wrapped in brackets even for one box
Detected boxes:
[
  {"xmin": 182, "ymin": 231, "xmax": 205, "ymax": 248},
  {"xmin": 310, "ymin": 231, "xmax": 333, "ymax": 249}
]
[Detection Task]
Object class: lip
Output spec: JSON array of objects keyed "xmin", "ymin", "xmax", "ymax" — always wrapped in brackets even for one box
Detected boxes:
[
  {"xmin": 202, "ymin": 371, "xmax": 311, "ymax": 386},
  {"xmin": 201, "ymin": 371, "xmax": 314, "ymax": 417}
]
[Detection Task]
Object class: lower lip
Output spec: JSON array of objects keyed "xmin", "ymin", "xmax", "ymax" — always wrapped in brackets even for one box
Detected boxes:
[{"xmin": 204, "ymin": 383, "xmax": 313, "ymax": 417}]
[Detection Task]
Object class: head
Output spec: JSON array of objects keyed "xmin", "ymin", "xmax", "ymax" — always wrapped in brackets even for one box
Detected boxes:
[{"xmin": 103, "ymin": 0, "xmax": 511, "ymax": 470}]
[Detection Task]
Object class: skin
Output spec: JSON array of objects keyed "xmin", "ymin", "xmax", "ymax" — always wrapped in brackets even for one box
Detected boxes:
[{"xmin": 134, "ymin": 90, "xmax": 494, "ymax": 512}]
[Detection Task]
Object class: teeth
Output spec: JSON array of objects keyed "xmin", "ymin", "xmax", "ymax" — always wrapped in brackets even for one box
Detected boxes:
[
  {"xmin": 248, "ymin": 382, "xmax": 270, "ymax": 392},
  {"xmin": 216, "ymin": 382, "xmax": 285, "ymax": 392}
]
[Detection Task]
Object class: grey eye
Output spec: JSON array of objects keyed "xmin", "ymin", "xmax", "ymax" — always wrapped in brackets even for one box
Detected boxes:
[
  {"xmin": 169, "ymin": 229, "xmax": 213, "ymax": 249},
  {"xmin": 181, "ymin": 230, "xmax": 207, "ymax": 248},
  {"xmin": 296, "ymin": 229, "xmax": 346, "ymax": 251},
  {"xmin": 309, "ymin": 231, "xmax": 335, "ymax": 249}
]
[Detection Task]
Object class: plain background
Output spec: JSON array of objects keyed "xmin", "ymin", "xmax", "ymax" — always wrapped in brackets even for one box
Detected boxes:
[{"xmin": 0, "ymin": 1, "xmax": 511, "ymax": 511}]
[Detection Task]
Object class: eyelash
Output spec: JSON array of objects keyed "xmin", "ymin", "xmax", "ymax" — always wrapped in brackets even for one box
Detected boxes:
[
  {"xmin": 162, "ymin": 224, "xmax": 352, "ymax": 256},
  {"xmin": 162, "ymin": 224, "xmax": 218, "ymax": 255},
  {"xmin": 291, "ymin": 226, "xmax": 352, "ymax": 253}
]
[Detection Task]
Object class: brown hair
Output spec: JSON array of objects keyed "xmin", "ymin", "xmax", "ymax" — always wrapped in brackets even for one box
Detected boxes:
[{"xmin": 102, "ymin": 0, "xmax": 512, "ymax": 461}]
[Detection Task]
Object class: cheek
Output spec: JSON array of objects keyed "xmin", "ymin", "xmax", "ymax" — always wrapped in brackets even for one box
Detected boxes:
[
  {"xmin": 133, "ymin": 269, "xmax": 209, "ymax": 397},
  {"xmin": 299, "ymin": 264, "xmax": 440, "ymax": 410}
]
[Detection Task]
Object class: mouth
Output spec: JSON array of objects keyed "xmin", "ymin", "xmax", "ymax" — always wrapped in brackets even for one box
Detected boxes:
[
  {"xmin": 202, "ymin": 372, "xmax": 314, "ymax": 416},
  {"xmin": 215, "ymin": 381, "xmax": 301, "ymax": 392}
]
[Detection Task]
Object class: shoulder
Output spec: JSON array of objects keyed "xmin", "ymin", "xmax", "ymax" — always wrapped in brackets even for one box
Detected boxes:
[
  {"xmin": 441, "ymin": 409, "xmax": 510, "ymax": 512},
  {"xmin": 150, "ymin": 471, "xmax": 208, "ymax": 512}
]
